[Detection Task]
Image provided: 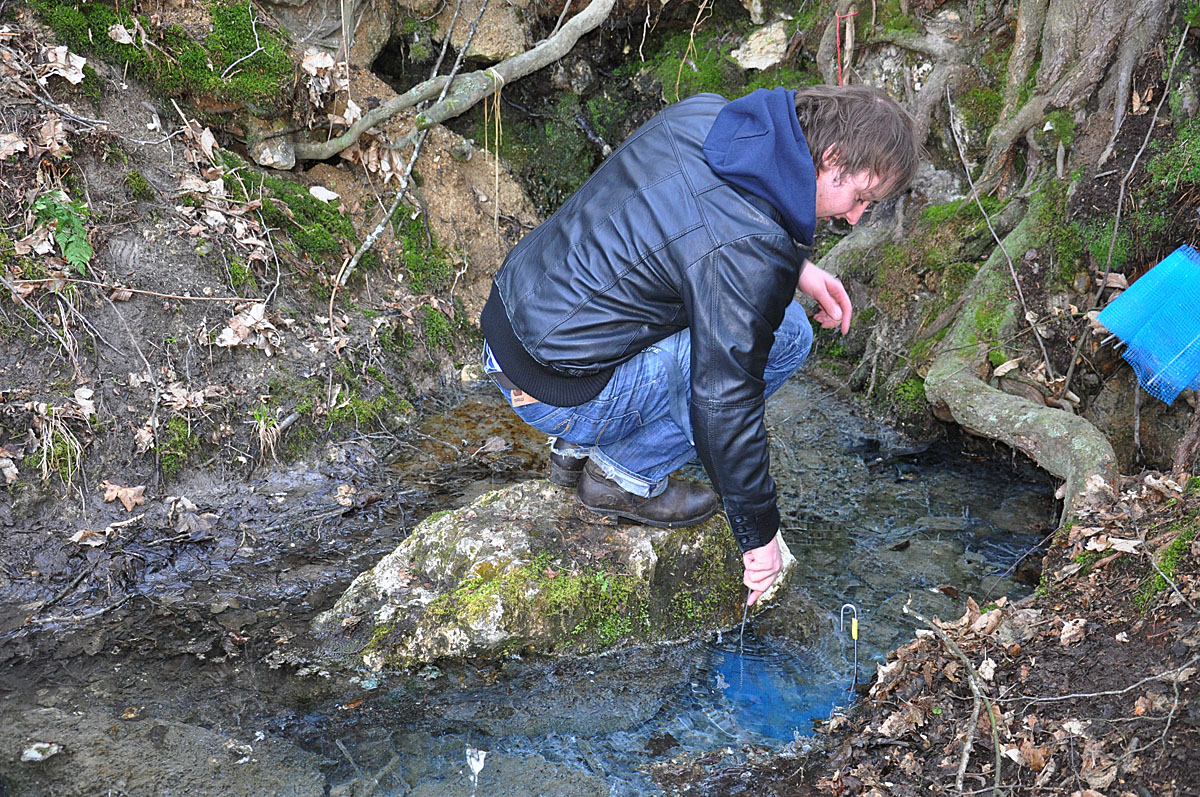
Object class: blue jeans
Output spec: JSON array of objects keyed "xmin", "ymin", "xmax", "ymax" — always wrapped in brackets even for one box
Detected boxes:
[{"xmin": 484, "ymin": 301, "xmax": 813, "ymax": 497}]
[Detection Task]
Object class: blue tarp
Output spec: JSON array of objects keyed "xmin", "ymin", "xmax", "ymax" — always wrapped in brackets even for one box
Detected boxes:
[{"xmin": 1096, "ymin": 245, "xmax": 1200, "ymax": 405}]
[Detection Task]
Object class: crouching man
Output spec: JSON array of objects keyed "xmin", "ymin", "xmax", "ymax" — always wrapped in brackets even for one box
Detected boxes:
[{"xmin": 480, "ymin": 85, "xmax": 918, "ymax": 604}]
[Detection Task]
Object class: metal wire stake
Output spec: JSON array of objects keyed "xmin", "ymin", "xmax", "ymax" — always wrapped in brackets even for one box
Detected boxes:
[{"xmin": 839, "ymin": 603, "xmax": 859, "ymax": 688}]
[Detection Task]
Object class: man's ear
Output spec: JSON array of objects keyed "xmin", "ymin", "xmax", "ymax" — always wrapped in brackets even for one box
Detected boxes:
[{"xmin": 821, "ymin": 145, "xmax": 845, "ymax": 184}]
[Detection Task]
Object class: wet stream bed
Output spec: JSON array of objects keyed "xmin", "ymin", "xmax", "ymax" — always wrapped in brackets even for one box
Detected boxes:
[{"xmin": 0, "ymin": 374, "xmax": 1055, "ymax": 795}]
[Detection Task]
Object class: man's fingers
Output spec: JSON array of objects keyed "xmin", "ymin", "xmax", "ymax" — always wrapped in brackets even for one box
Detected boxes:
[
  {"xmin": 829, "ymin": 278, "xmax": 853, "ymax": 334},
  {"xmin": 747, "ymin": 588, "xmax": 763, "ymax": 606}
]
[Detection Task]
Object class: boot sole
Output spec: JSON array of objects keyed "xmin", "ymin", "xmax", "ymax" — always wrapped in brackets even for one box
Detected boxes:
[{"xmin": 576, "ymin": 499, "xmax": 718, "ymax": 529}]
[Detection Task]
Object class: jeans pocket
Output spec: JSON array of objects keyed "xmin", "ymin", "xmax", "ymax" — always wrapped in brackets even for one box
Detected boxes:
[
  {"xmin": 515, "ymin": 401, "xmax": 573, "ymax": 436},
  {"xmin": 565, "ymin": 409, "xmax": 642, "ymax": 446}
]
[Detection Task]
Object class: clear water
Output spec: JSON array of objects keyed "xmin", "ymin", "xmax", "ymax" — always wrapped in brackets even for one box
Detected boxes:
[
  {"xmin": 311, "ymin": 375, "xmax": 1054, "ymax": 795},
  {"xmin": 0, "ymin": 374, "xmax": 1054, "ymax": 796}
]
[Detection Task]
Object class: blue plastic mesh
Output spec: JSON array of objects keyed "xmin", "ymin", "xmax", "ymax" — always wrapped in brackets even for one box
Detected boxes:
[{"xmin": 1096, "ymin": 245, "xmax": 1200, "ymax": 405}]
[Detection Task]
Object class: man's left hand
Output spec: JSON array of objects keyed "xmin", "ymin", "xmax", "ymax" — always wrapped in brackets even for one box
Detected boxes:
[
  {"xmin": 798, "ymin": 260, "xmax": 853, "ymax": 334},
  {"xmin": 743, "ymin": 536, "xmax": 782, "ymax": 606}
]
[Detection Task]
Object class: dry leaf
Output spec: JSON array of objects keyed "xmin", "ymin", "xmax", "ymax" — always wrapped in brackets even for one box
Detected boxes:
[
  {"xmin": 993, "ymin": 358, "xmax": 1021, "ymax": 377},
  {"xmin": 101, "ymin": 480, "xmax": 147, "ymax": 512},
  {"xmin": 73, "ymin": 387, "xmax": 95, "ymax": 417},
  {"xmin": 0, "ymin": 132, "xmax": 26, "ymax": 159},
  {"xmin": 1060, "ymin": 618, "xmax": 1087, "ymax": 645},
  {"xmin": 107, "ymin": 23, "xmax": 135, "ymax": 44},
  {"xmin": 70, "ymin": 528, "xmax": 109, "ymax": 546},
  {"xmin": 1019, "ymin": 739, "xmax": 1047, "ymax": 772},
  {"xmin": 37, "ymin": 45, "xmax": 86, "ymax": 85},
  {"xmin": 0, "ymin": 457, "xmax": 17, "ymax": 485},
  {"xmin": 309, "ymin": 185, "xmax": 339, "ymax": 203},
  {"xmin": 134, "ymin": 424, "xmax": 155, "ymax": 454}
]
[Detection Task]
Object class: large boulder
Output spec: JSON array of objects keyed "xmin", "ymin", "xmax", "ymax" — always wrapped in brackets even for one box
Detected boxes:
[{"xmin": 312, "ymin": 479, "xmax": 796, "ymax": 670}]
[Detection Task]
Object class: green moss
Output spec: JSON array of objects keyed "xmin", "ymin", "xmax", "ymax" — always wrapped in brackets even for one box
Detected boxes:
[
  {"xmin": 34, "ymin": 0, "xmax": 293, "ymax": 116},
  {"xmin": 24, "ymin": 427, "xmax": 81, "ymax": 484},
  {"xmin": 227, "ymin": 256, "xmax": 258, "ymax": 294},
  {"xmin": 124, "ymin": 170, "xmax": 154, "ymax": 201},
  {"xmin": 422, "ymin": 305, "xmax": 453, "ymax": 351},
  {"xmin": 959, "ymin": 85, "xmax": 1003, "ymax": 134},
  {"xmin": 875, "ymin": 0, "xmax": 918, "ymax": 34},
  {"xmin": 1148, "ymin": 119, "xmax": 1200, "ymax": 188},
  {"xmin": 585, "ymin": 91, "xmax": 631, "ymax": 145},
  {"xmin": 1134, "ymin": 526, "xmax": 1197, "ymax": 610},
  {"xmin": 79, "ymin": 64, "xmax": 102, "ymax": 106},
  {"xmin": 1044, "ymin": 110, "xmax": 1076, "ymax": 146},
  {"xmin": 893, "ymin": 377, "xmax": 926, "ymax": 412},
  {"xmin": 378, "ymin": 320, "xmax": 415, "ymax": 353},
  {"xmin": 426, "ymin": 554, "xmax": 652, "ymax": 653},
  {"xmin": 395, "ymin": 214, "xmax": 453, "ymax": 293},
  {"xmin": 160, "ymin": 415, "xmax": 200, "ymax": 480},
  {"xmin": 220, "ymin": 151, "xmax": 359, "ymax": 273},
  {"xmin": 640, "ymin": 30, "xmax": 740, "ymax": 103}
]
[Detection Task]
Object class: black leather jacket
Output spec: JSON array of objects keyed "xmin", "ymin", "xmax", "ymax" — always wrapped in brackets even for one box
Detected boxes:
[{"xmin": 481, "ymin": 93, "xmax": 809, "ymax": 552}]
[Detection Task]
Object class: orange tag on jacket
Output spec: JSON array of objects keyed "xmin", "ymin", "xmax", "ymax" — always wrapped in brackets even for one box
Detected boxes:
[{"xmin": 510, "ymin": 389, "xmax": 539, "ymax": 408}]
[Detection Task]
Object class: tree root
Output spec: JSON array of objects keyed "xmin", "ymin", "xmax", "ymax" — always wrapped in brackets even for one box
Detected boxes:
[
  {"xmin": 293, "ymin": 0, "xmax": 616, "ymax": 162},
  {"xmin": 924, "ymin": 205, "xmax": 1117, "ymax": 516}
]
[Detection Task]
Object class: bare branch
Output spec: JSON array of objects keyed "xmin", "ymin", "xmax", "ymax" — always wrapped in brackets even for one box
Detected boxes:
[{"xmin": 294, "ymin": 0, "xmax": 616, "ymax": 161}]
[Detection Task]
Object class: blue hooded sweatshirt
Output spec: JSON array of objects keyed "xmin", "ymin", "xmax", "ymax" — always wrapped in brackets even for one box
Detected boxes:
[{"xmin": 701, "ymin": 87, "xmax": 817, "ymax": 246}]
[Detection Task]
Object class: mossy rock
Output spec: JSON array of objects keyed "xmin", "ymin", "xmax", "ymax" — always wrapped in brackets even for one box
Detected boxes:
[{"xmin": 311, "ymin": 480, "xmax": 798, "ymax": 671}]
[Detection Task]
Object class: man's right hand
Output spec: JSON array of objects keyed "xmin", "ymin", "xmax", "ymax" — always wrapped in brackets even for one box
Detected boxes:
[
  {"xmin": 798, "ymin": 260, "xmax": 853, "ymax": 334},
  {"xmin": 743, "ymin": 535, "xmax": 783, "ymax": 606}
]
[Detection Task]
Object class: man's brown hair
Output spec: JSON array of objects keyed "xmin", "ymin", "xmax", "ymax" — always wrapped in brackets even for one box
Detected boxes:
[{"xmin": 794, "ymin": 85, "xmax": 920, "ymax": 201}]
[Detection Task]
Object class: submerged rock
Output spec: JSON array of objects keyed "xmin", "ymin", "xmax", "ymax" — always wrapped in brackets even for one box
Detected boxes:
[{"xmin": 312, "ymin": 480, "xmax": 795, "ymax": 670}]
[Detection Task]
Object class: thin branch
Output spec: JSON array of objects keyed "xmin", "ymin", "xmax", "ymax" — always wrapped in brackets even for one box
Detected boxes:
[
  {"xmin": 903, "ymin": 598, "xmax": 1004, "ymax": 797},
  {"xmin": 17, "ymin": 277, "xmax": 252, "ymax": 303},
  {"xmin": 329, "ymin": 0, "xmax": 490, "ymax": 308},
  {"xmin": 220, "ymin": 3, "xmax": 263, "ymax": 80},
  {"xmin": 946, "ymin": 86, "xmax": 1054, "ymax": 380},
  {"xmin": 1004, "ymin": 653, "xmax": 1200, "ymax": 705}
]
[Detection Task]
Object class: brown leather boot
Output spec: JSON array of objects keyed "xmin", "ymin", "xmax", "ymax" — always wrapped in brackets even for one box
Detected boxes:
[
  {"xmin": 576, "ymin": 460, "xmax": 718, "ymax": 528},
  {"xmin": 547, "ymin": 438, "xmax": 588, "ymax": 487}
]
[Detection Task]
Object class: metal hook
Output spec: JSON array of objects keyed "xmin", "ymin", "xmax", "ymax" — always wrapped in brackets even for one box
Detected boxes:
[{"xmin": 839, "ymin": 603, "xmax": 859, "ymax": 688}]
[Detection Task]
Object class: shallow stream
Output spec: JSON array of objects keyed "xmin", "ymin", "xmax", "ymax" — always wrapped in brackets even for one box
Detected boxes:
[{"xmin": 0, "ymin": 374, "xmax": 1054, "ymax": 795}]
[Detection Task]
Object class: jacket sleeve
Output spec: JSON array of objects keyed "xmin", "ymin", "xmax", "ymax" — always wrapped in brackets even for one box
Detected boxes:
[{"xmin": 683, "ymin": 235, "xmax": 799, "ymax": 552}]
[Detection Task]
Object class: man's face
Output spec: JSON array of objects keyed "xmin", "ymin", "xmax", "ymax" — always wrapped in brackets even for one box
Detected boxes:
[{"xmin": 814, "ymin": 163, "xmax": 880, "ymax": 226}]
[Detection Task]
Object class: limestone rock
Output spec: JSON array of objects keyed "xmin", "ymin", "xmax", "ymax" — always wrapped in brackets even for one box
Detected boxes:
[
  {"xmin": 739, "ymin": 0, "xmax": 768, "ymax": 25},
  {"xmin": 312, "ymin": 480, "xmax": 797, "ymax": 670},
  {"xmin": 433, "ymin": 0, "xmax": 530, "ymax": 62},
  {"xmin": 731, "ymin": 22, "xmax": 789, "ymax": 71},
  {"xmin": 246, "ymin": 115, "xmax": 296, "ymax": 170}
]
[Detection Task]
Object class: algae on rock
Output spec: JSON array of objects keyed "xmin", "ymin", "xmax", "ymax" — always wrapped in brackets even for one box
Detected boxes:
[{"xmin": 312, "ymin": 479, "xmax": 797, "ymax": 670}]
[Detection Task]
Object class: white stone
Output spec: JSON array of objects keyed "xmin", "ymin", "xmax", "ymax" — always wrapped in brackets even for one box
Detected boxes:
[{"xmin": 731, "ymin": 22, "xmax": 789, "ymax": 71}]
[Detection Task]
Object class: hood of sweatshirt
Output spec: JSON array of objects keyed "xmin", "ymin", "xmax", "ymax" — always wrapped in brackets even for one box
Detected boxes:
[{"xmin": 701, "ymin": 87, "xmax": 817, "ymax": 246}]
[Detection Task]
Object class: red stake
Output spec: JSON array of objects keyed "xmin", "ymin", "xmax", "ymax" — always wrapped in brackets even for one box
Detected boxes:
[{"xmin": 835, "ymin": 10, "xmax": 859, "ymax": 86}]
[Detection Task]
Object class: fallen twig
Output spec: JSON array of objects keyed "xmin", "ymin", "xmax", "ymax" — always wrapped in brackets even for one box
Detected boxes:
[
  {"xmin": 903, "ymin": 598, "xmax": 1004, "ymax": 797},
  {"xmin": 1005, "ymin": 653, "xmax": 1200, "ymax": 705},
  {"xmin": 17, "ymin": 277, "xmax": 252, "ymax": 303}
]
